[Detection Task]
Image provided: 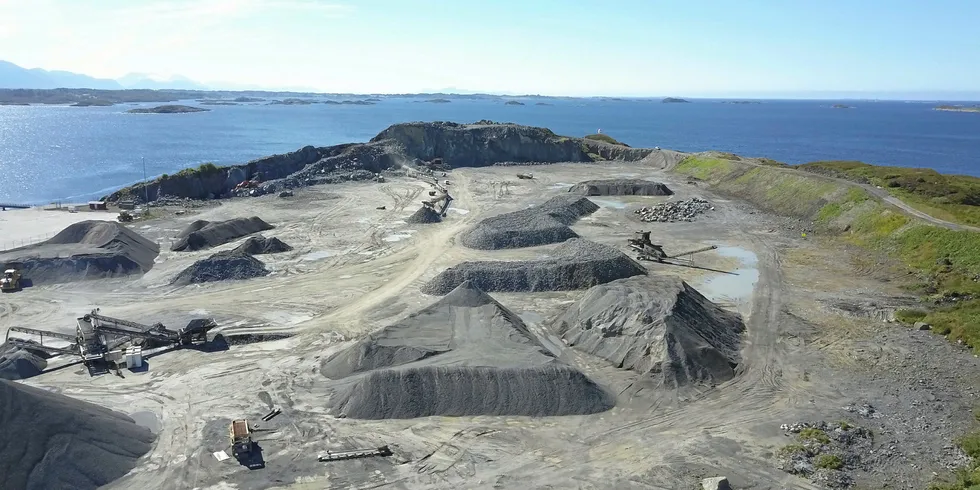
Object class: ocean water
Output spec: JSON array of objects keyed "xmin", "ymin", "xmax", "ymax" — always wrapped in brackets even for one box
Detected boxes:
[{"xmin": 1, "ymin": 97, "xmax": 979, "ymax": 204}]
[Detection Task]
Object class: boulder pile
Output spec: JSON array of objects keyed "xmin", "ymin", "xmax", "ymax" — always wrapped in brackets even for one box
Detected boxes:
[{"xmin": 634, "ymin": 197, "xmax": 713, "ymax": 222}]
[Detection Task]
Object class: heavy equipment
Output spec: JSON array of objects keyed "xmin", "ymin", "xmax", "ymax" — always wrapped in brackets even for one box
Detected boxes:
[
  {"xmin": 421, "ymin": 191, "xmax": 453, "ymax": 217},
  {"xmin": 516, "ymin": 172, "xmax": 534, "ymax": 180},
  {"xmin": 230, "ymin": 419, "xmax": 254, "ymax": 459},
  {"xmin": 117, "ymin": 210, "xmax": 134, "ymax": 222},
  {"xmin": 628, "ymin": 231, "xmax": 717, "ymax": 263},
  {"xmin": 1, "ymin": 267, "xmax": 21, "ymax": 292},
  {"xmin": 318, "ymin": 445, "xmax": 392, "ymax": 462}
]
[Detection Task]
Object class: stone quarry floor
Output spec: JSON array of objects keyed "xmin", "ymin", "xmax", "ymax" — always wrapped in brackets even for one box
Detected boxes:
[{"xmin": 3, "ymin": 162, "xmax": 979, "ymax": 489}]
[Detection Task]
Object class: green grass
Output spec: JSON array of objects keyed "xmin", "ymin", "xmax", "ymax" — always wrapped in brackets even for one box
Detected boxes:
[
  {"xmin": 929, "ymin": 430, "xmax": 980, "ymax": 489},
  {"xmin": 895, "ymin": 309, "xmax": 928, "ymax": 323},
  {"xmin": 170, "ymin": 162, "xmax": 221, "ymax": 179},
  {"xmin": 799, "ymin": 428, "xmax": 831, "ymax": 444},
  {"xmin": 778, "ymin": 443, "xmax": 808, "ymax": 457},
  {"xmin": 583, "ymin": 133, "xmax": 628, "ymax": 146},
  {"xmin": 815, "ymin": 454, "xmax": 843, "ymax": 470}
]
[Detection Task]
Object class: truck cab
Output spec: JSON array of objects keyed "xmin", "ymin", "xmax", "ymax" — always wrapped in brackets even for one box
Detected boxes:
[{"xmin": 1, "ymin": 268, "xmax": 21, "ymax": 292}]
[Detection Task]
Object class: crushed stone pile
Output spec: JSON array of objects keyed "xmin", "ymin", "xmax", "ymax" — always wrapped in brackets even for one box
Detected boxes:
[
  {"xmin": 0, "ymin": 379, "xmax": 156, "ymax": 490},
  {"xmin": 322, "ymin": 280, "xmax": 613, "ymax": 419},
  {"xmin": 0, "ymin": 341, "xmax": 48, "ymax": 380},
  {"xmin": 171, "ymin": 250, "xmax": 269, "ymax": 285},
  {"xmin": 569, "ymin": 179, "xmax": 673, "ymax": 196},
  {"xmin": 232, "ymin": 235, "xmax": 293, "ymax": 254},
  {"xmin": 171, "ymin": 216, "xmax": 274, "ymax": 252},
  {"xmin": 422, "ymin": 238, "xmax": 646, "ymax": 295},
  {"xmin": 551, "ymin": 276, "xmax": 744, "ymax": 389},
  {"xmin": 635, "ymin": 197, "xmax": 713, "ymax": 222},
  {"xmin": 0, "ymin": 220, "xmax": 160, "ymax": 284},
  {"xmin": 460, "ymin": 195, "xmax": 599, "ymax": 250},
  {"xmin": 776, "ymin": 420, "xmax": 874, "ymax": 489},
  {"xmin": 406, "ymin": 205, "xmax": 442, "ymax": 224}
]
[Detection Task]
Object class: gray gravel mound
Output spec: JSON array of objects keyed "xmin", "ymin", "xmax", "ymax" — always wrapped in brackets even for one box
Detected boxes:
[
  {"xmin": 0, "ymin": 341, "xmax": 47, "ymax": 380},
  {"xmin": 406, "ymin": 206, "xmax": 442, "ymax": 224},
  {"xmin": 323, "ymin": 280, "xmax": 613, "ymax": 419},
  {"xmin": 232, "ymin": 235, "xmax": 292, "ymax": 254},
  {"xmin": 171, "ymin": 250, "xmax": 269, "ymax": 285},
  {"xmin": 0, "ymin": 379, "xmax": 155, "ymax": 490},
  {"xmin": 460, "ymin": 195, "xmax": 599, "ymax": 250},
  {"xmin": 569, "ymin": 179, "xmax": 673, "ymax": 196},
  {"xmin": 171, "ymin": 216, "xmax": 273, "ymax": 252},
  {"xmin": 422, "ymin": 238, "xmax": 646, "ymax": 295},
  {"xmin": 0, "ymin": 220, "xmax": 160, "ymax": 284},
  {"xmin": 552, "ymin": 276, "xmax": 744, "ymax": 389}
]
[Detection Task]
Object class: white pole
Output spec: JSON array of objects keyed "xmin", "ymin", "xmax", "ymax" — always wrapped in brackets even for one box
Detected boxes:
[{"xmin": 142, "ymin": 157, "xmax": 148, "ymax": 203}]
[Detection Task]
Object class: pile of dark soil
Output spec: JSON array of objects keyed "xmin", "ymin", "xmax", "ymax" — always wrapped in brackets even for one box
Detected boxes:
[
  {"xmin": 422, "ymin": 238, "xmax": 646, "ymax": 295},
  {"xmin": 171, "ymin": 216, "xmax": 273, "ymax": 252},
  {"xmin": 322, "ymin": 281, "xmax": 613, "ymax": 419},
  {"xmin": 232, "ymin": 235, "xmax": 292, "ymax": 254},
  {"xmin": 171, "ymin": 250, "xmax": 269, "ymax": 285},
  {"xmin": 460, "ymin": 195, "xmax": 599, "ymax": 250},
  {"xmin": 406, "ymin": 205, "xmax": 442, "ymax": 224},
  {"xmin": 0, "ymin": 379, "xmax": 156, "ymax": 490},
  {"xmin": 0, "ymin": 220, "xmax": 160, "ymax": 284},
  {"xmin": 551, "ymin": 276, "xmax": 745, "ymax": 389},
  {"xmin": 0, "ymin": 341, "xmax": 47, "ymax": 380},
  {"xmin": 569, "ymin": 179, "xmax": 673, "ymax": 196}
]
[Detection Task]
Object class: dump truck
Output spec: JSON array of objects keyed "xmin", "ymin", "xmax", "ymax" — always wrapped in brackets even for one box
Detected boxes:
[
  {"xmin": 230, "ymin": 419, "xmax": 253, "ymax": 458},
  {"xmin": 516, "ymin": 173, "xmax": 534, "ymax": 180},
  {"xmin": 1, "ymin": 268, "xmax": 21, "ymax": 292}
]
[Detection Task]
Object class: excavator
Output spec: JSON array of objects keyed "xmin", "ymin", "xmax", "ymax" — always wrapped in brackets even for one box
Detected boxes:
[{"xmin": 628, "ymin": 231, "xmax": 717, "ymax": 263}]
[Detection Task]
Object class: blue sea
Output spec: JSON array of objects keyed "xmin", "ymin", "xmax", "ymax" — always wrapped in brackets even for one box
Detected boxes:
[{"xmin": 1, "ymin": 97, "xmax": 979, "ymax": 204}]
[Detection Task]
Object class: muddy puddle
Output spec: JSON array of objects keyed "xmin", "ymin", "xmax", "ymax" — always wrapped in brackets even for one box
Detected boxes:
[{"xmin": 695, "ymin": 246, "xmax": 759, "ymax": 310}]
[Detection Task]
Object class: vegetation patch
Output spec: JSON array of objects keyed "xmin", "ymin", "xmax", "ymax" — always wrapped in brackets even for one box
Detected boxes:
[
  {"xmin": 929, "ymin": 429, "xmax": 980, "ymax": 489},
  {"xmin": 583, "ymin": 133, "xmax": 629, "ymax": 146},
  {"xmin": 776, "ymin": 421, "xmax": 871, "ymax": 487}
]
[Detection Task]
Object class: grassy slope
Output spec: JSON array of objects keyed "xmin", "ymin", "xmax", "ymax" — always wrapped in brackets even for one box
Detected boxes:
[
  {"xmin": 798, "ymin": 160, "xmax": 980, "ymax": 227},
  {"xmin": 583, "ymin": 133, "xmax": 628, "ymax": 146}
]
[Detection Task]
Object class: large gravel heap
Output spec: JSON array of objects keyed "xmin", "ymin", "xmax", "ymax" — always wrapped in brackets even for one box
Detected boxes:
[
  {"xmin": 0, "ymin": 220, "xmax": 160, "ymax": 284},
  {"xmin": 231, "ymin": 235, "xmax": 293, "ymax": 254},
  {"xmin": 635, "ymin": 197, "xmax": 713, "ymax": 222},
  {"xmin": 422, "ymin": 238, "xmax": 646, "ymax": 295},
  {"xmin": 0, "ymin": 379, "xmax": 156, "ymax": 490},
  {"xmin": 0, "ymin": 341, "xmax": 48, "ymax": 380},
  {"xmin": 569, "ymin": 179, "xmax": 673, "ymax": 196},
  {"xmin": 406, "ymin": 205, "xmax": 442, "ymax": 224},
  {"xmin": 171, "ymin": 250, "xmax": 269, "ymax": 285},
  {"xmin": 552, "ymin": 276, "xmax": 744, "ymax": 389},
  {"xmin": 322, "ymin": 281, "xmax": 613, "ymax": 419},
  {"xmin": 171, "ymin": 216, "xmax": 274, "ymax": 252},
  {"xmin": 460, "ymin": 195, "xmax": 599, "ymax": 250}
]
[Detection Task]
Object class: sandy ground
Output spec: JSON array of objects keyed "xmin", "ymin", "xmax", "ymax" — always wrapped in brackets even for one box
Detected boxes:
[{"xmin": 3, "ymin": 162, "xmax": 978, "ymax": 489}]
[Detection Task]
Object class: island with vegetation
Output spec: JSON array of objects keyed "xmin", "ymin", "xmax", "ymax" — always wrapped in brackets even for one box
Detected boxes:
[
  {"xmin": 127, "ymin": 105, "xmax": 210, "ymax": 114},
  {"xmin": 424, "ymin": 98, "xmax": 451, "ymax": 103},
  {"xmin": 662, "ymin": 97, "xmax": 690, "ymax": 103},
  {"xmin": 504, "ymin": 100, "xmax": 525, "ymax": 106},
  {"xmin": 936, "ymin": 105, "xmax": 980, "ymax": 113}
]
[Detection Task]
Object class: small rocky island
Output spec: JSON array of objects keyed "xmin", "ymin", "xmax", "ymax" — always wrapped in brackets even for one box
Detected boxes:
[
  {"xmin": 662, "ymin": 97, "xmax": 690, "ymax": 103},
  {"xmin": 935, "ymin": 105, "xmax": 980, "ymax": 113},
  {"xmin": 127, "ymin": 105, "xmax": 210, "ymax": 114},
  {"xmin": 425, "ymin": 98, "xmax": 451, "ymax": 104},
  {"xmin": 832, "ymin": 104, "xmax": 854, "ymax": 109},
  {"xmin": 504, "ymin": 100, "xmax": 525, "ymax": 106}
]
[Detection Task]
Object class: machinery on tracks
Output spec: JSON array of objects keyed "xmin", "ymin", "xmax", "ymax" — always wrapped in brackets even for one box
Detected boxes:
[{"xmin": 628, "ymin": 231, "xmax": 718, "ymax": 263}]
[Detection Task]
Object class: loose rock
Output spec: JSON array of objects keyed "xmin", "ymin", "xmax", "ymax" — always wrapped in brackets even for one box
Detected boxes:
[{"xmin": 634, "ymin": 197, "xmax": 713, "ymax": 222}]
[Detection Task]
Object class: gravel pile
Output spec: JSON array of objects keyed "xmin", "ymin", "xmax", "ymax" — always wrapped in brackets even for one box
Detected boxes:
[
  {"xmin": 406, "ymin": 205, "xmax": 442, "ymax": 224},
  {"xmin": 634, "ymin": 197, "xmax": 713, "ymax": 222},
  {"xmin": 460, "ymin": 195, "xmax": 599, "ymax": 250},
  {"xmin": 171, "ymin": 216, "xmax": 274, "ymax": 252},
  {"xmin": 551, "ymin": 276, "xmax": 744, "ymax": 389},
  {"xmin": 232, "ymin": 235, "xmax": 293, "ymax": 254},
  {"xmin": 422, "ymin": 238, "xmax": 646, "ymax": 295},
  {"xmin": 0, "ymin": 379, "xmax": 156, "ymax": 490},
  {"xmin": 323, "ymin": 280, "xmax": 613, "ymax": 419},
  {"xmin": 0, "ymin": 341, "xmax": 48, "ymax": 380},
  {"xmin": 569, "ymin": 179, "xmax": 673, "ymax": 196},
  {"xmin": 171, "ymin": 250, "xmax": 269, "ymax": 285},
  {"xmin": 776, "ymin": 420, "xmax": 874, "ymax": 489}
]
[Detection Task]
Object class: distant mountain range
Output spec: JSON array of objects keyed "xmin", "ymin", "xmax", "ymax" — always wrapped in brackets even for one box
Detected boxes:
[{"xmin": 0, "ymin": 60, "xmax": 212, "ymax": 91}]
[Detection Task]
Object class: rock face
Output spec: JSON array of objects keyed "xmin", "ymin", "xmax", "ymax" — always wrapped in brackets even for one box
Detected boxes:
[
  {"xmin": 569, "ymin": 179, "xmax": 673, "ymax": 196},
  {"xmin": 422, "ymin": 239, "xmax": 647, "ymax": 295},
  {"xmin": 551, "ymin": 276, "xmax": 745, "ymax": 389},
  {"xmin": 322, "ymin": 281, "xmax": 613, "ymax": 419},
  {"xmin": 171, "ymin": 217, "xmax": 274, "ymax": 252},
  {"xmin": 0, "ymin": 379, "xmax": 156, "ymax": 490},
  {"xmin": 0, "ymin": 220, "xmax": 160, "ymax": 284}
]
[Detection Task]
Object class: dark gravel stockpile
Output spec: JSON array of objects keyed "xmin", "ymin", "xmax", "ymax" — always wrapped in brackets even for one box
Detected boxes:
[
  {"xmin": 171, "ymin": 250, "xmax": 269, "ymax": 285},
  {"xmin": 421, "ymin": 238, "xmax": 646, "ymax": 295},
  {"xmin": 552, "ymin": 276, "xmax": 745, "ymax": 389},
  {"xmin": 171, "ymin": 216, "xmax": 274, "ymax": 252},
  {"xmin": 406, "ymin": 205, "xmax": 442, "ymax": 224},
  {"xmin": 0, "ymin": 341, "xmax": 48, "ymax": 380},
  {"xmin": 232, "ymin": 235, "xmax": 293, "ymax": 254},
  {"xmin": 0, "ymin": 220, "xmax": 160, "ymax": 284},
  {"xmin": 460, "ymin": 195, "xmax": 599, "ymax": 250},
  {"xmin": 323, "ymin": 281, "xmax": 613, "ymax": 419},
  {"xmin": 0, "ymin": 379, "xmax": 155, "ymax": 490},
  {"xmin": 568, "ymin": 179, "xmax": 673, "ymax": 196}
]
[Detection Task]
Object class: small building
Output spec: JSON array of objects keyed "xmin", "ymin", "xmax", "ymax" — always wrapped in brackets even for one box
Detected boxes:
[{"xmin": 88, "ymin": 201, "xmax": 107, "ymax": 211}]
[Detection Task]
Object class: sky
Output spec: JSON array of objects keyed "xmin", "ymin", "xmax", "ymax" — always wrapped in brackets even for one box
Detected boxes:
[{"xmin": 0, "ymin": 0, "xmax": 978, "ymax": 97}]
